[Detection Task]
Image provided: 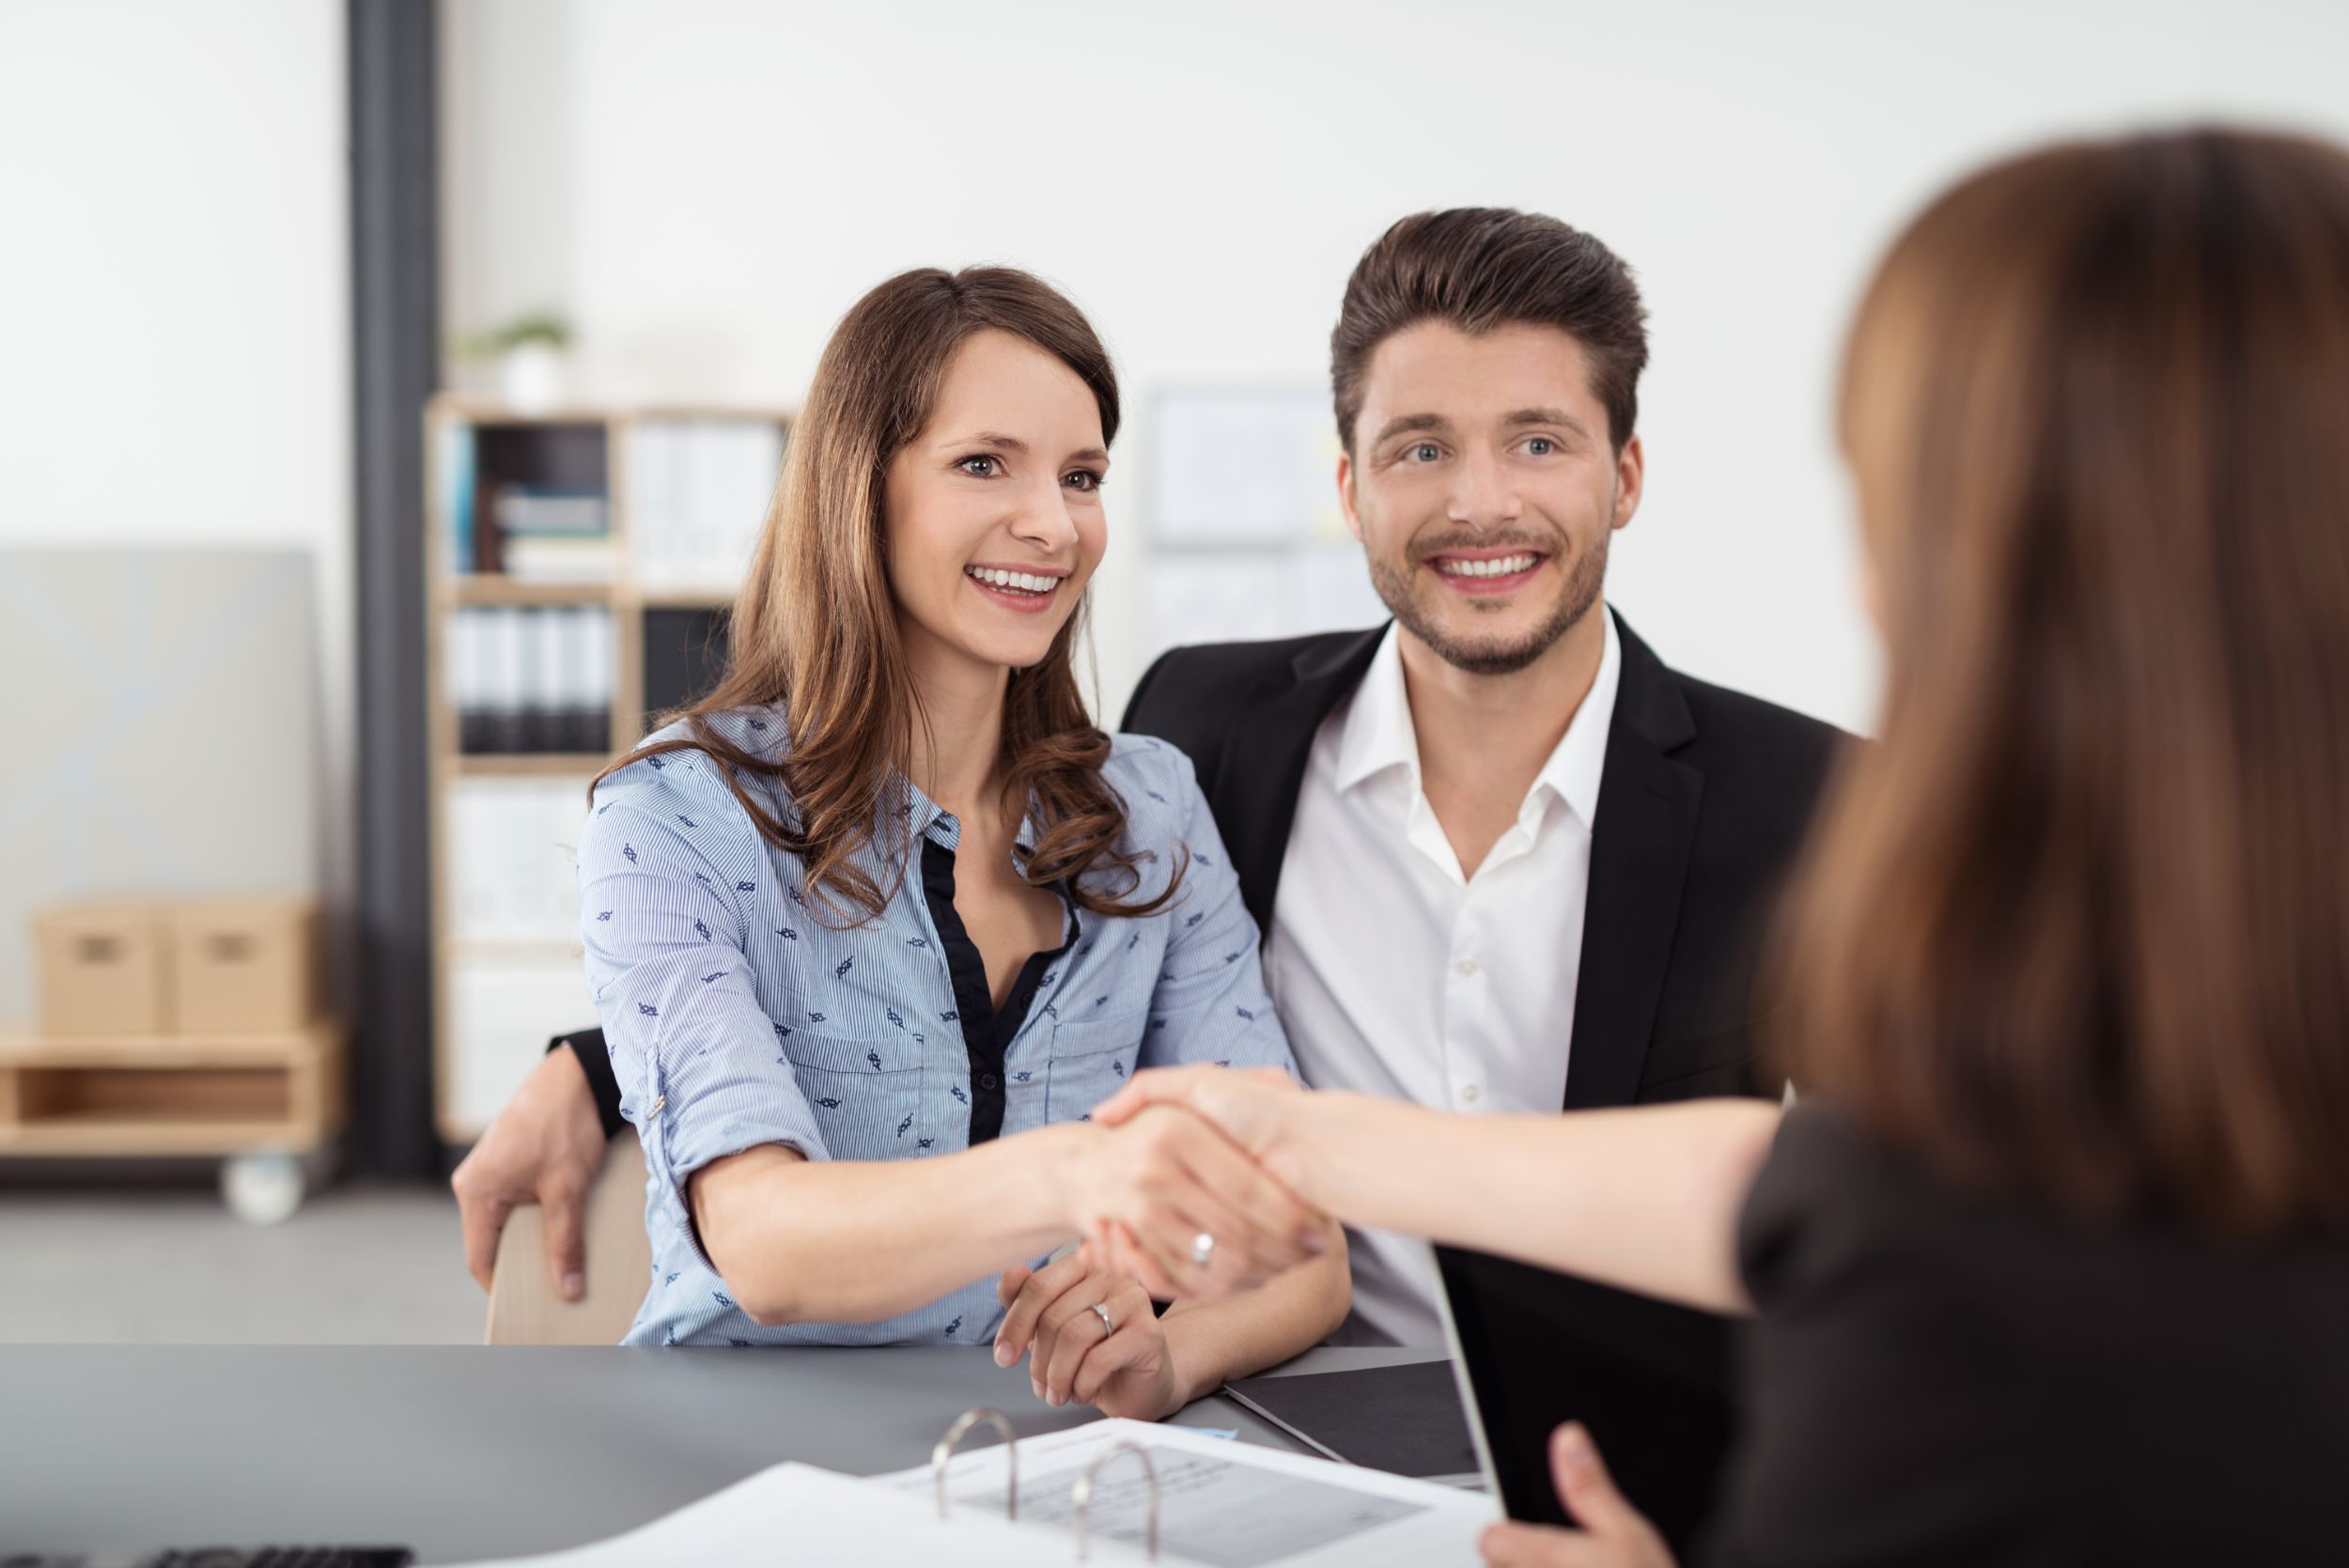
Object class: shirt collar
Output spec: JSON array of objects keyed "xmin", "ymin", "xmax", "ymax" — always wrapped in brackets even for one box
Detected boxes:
[
  {"xmin": 1332, "ymin": 623, "xmax": 1422, "ymax": 794},
  {"xmin": 901, "ymin": 775, "xmax": 1049, "ymax": 867},
  {"xmin": 1332, "ymin": 608, "xmax": 1623, "ymax": 831}
]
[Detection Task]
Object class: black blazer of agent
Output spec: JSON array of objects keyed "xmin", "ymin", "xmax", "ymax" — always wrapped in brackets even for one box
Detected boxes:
[{"xmin": 1120, "ymin": 609, "xmax": 1846, "ymax": 1108}]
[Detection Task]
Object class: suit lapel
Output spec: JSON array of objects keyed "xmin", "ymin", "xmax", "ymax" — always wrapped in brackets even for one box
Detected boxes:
[
  {"xmin": 1564, "ymin": 613, "xmax": 1705, "ymax": 1109},
  {"xmin": 1207, "ymin": 626, "xmax": 1387, "ymax": 937}
]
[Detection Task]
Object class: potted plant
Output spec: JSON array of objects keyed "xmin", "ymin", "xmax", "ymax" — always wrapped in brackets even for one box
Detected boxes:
[{"xmin": 456, "ymin": 311, "xmax": 574, "ymax": 413}]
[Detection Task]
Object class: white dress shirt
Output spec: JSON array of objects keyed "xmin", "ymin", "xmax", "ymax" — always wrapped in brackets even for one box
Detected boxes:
[{"xmin": 1265, "ymin": 612, "xmax": 1622, "ymax": 1346}]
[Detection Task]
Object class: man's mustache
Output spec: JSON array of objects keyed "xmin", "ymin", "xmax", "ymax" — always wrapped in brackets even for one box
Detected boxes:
[{"xmin": 1407, "ymin": 528, "xmax": 1564, "ymax": 565}]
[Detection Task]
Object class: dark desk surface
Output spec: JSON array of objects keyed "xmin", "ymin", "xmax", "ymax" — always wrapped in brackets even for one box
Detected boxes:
[{"xmin": 0, "ymin": 1343, "xmax": 1440, "ymax": 1563}]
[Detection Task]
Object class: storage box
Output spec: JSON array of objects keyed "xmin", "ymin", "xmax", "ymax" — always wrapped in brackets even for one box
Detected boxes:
[
  {"xmin": 34, "ymin": 905, "xmax": 169, "ymax": 1037},
  {"xmin": 166, "ymin": 901, "xmax": 319, "ymax": 1034}
]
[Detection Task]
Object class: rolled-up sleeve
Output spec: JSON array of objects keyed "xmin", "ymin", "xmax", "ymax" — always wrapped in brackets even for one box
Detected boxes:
[
  {"xmin": 1134, "ymin": 749, "xmax": 1297, "ymax": 1077},
  {"xmin": 577, "ymin": 786, "xmax": 832, "ymax": 1188}
]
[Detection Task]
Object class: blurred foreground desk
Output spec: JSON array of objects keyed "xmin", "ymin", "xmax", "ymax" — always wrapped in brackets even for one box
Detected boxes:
[{"xmin": 1, "ymin": 1343, "xmax": 1438, "ymax": 1563}]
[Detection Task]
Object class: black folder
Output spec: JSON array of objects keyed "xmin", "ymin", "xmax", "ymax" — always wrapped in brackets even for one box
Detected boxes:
[{"xmin": 1221, "ymin": 1358, "xmax": 1484, "ymax": 1482}]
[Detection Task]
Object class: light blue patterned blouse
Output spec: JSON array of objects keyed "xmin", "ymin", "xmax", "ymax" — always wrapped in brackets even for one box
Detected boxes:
[{"xmin": 575, "ymin": 706, "xmax": 1295, "ymax": 1347}]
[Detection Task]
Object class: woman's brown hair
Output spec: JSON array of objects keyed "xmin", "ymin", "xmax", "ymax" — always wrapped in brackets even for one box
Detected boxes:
[
  {"xmin": 1780, "ymin": 129, "xmax": 2349, "ymax": 1233},
  {"xmin": 597, "ymin": 267, "xmax": 1180, "ymax": 924}
]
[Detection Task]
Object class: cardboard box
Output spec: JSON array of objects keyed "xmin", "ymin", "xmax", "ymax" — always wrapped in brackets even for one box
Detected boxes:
[
  {"xmin": 35, "ymin": 905, "xmax": 169, "ymax": 1036},
  {"xmin": 166, "ymin": 901, "xmax": 319, "ymax": 1034}
]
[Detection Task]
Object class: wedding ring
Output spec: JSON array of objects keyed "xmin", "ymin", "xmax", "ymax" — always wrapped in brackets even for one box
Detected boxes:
[
  {"xmin": 1091, "ymin": 1302, "xmax": 1114, "ymax": 1335},
  {"xmin": 1190, "ymin": 1231, "xmax": 1217, "ymax": 1269}
]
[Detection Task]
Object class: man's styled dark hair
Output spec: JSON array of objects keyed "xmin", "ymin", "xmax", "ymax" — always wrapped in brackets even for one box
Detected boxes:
[{"xmin": 1330, "ymin": 208, "xmax": 1649, "ymax": 454}]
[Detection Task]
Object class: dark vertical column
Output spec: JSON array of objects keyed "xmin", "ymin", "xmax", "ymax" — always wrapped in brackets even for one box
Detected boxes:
[{"xmin": 348, "ymin": 0, "xmax": 439, "ymax": 1178}]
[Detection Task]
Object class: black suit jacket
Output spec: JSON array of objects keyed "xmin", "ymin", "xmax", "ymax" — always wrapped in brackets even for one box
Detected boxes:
[
  {"xmin": 1125, "ymin": 612, "xmax": 1846, "ymax": 1550},
  {"xmin": 1121, "ymin": 610, "xmax": 1846, "ymax": 1110}
]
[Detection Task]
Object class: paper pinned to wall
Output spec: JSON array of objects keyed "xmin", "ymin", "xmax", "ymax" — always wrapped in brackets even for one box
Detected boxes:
[
  {"xmin": 1141, "ymin": 548, "xmax": 1389, "ymax": 668},
  {"xmin": 1146, "ymin": 388, "xmax": 1344, "ymax": 548}
]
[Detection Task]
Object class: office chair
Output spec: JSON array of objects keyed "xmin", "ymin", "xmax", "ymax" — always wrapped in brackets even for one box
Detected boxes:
[{"xmin": 483, "ymin": 1130, "xmax": 652, "ymax": 1344}]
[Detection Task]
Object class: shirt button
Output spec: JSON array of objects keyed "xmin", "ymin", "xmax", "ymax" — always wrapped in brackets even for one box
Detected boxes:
[
  {"xmin": 1460, "ymin": 1083, "xmax": 1482, "ymax": 1104},
  {"xmin": 1455, "ymin": 957, "xmax": 1480, "ymax": 977},
  {"xmin": 979, "ymin": 1073, "xmax": 999, "ymax": 1091}
]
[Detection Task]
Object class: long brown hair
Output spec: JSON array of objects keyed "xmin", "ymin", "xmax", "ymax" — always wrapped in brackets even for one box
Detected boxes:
[
  {"xmin": 1780, "ymin": 129, "xmax": 2349, "ymax": 1234},
  {"xmin": 598, "ymin": 267, "xmax": 1182, "ymax": 925}
]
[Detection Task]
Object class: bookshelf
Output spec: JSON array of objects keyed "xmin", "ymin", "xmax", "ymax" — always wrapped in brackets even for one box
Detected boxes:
[{"xmin": 423, "ymin": 395, "xmax": 792, "ymax": 1141}]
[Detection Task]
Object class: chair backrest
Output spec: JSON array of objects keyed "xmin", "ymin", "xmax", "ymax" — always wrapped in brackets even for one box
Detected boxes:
[{"xmin": 483, "ymin": 1130, "xmax": 653, "ymax": 1345}]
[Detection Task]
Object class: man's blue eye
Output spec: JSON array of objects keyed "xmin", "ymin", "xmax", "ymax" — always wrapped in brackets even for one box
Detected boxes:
[
  {"xmin": 1410, "ymin": 442, "xmax": 1440, "ymax": 462},
  {"xmin": 1526, "ymin": 437, "xmax": 1554, "ymax": 456}
]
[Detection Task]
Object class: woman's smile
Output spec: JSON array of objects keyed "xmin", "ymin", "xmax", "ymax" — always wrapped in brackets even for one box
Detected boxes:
[{"xmin": 963, "ymin": 562, "xmax": 1069, "ymax": 614}]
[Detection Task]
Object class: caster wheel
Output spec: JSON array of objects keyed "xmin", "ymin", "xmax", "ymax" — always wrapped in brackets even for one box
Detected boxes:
[{"xmin": 222, "ymin": 1151, "xmax": 307, "ymax": 1224}]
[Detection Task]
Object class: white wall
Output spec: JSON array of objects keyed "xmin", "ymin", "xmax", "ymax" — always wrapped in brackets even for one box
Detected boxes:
[
  {"xmin": 2, "ymin": 0, "xmax": 2341, "ymax": 942},
  {"xmin": 438, "ymin": 0, "xmax": 2349, "ymax": 736},
  {"xmin": 0, "ymin": 1, "xmax": 352, "ymax": 913}
]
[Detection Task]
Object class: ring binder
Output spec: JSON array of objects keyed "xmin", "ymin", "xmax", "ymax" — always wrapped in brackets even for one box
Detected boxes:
[
  {"xmin": 932, "ymin": 1406, "xmax": 1019, "ymax": 1521},
  {"xmin": 1071, "ymin": 1440, "xmax": 1161, "ymax": 1562}
]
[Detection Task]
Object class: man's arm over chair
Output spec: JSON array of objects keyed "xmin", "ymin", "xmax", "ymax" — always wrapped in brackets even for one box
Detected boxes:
[{"xmin": 451, "ymin": 1030, "xmax": 620, "ymax": 1301}]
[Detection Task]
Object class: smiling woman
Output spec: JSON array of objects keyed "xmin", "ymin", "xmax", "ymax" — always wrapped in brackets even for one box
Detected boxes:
[{"xmin": 567, "ymin": 267, "xmax": 1347, "ymax": 1405}]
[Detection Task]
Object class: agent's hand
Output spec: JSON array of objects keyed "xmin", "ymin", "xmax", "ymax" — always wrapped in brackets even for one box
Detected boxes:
[
  {"xmin": 1059, "ymin": 1103, "xmax": 1324, "ymax": 1300},
  {"xmin": 450, "ymin": 1044, "xmax": 609, "ymax": 1298},
  {"xmin": 1092, "ymin": 1065, "xmax": 1310, "ymax": 1190},
  {"xmin": 994, "ymin": 1243, "xmax": 1180, "ymax": 1420},
  {"xmin": 1480, "ymin": 1423, "xmax": 1675, "ymax": 1568}
]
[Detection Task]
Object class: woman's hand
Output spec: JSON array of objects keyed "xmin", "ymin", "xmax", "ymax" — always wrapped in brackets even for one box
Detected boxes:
[
  {"xmin": 1480, "ymin": 1423, "xmax": 1676, "ymax": 1568},
  {"xmin": 1058, "ymin": 1103, "xmax": 1324, "ymax": 1299},
  {"xmin": 994, "ymin": 1243, "xmax": 1181, "ymax": 1420},
  {"xmin": 1092, "ymin": 1066, "xmax": 1313, "ymax": 1193}
]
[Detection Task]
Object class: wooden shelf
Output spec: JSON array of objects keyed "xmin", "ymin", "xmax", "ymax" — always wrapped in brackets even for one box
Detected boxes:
[
  {"xmin": 443, "ymin": 576, "xmax": 617, "ymax": 607},
  {"xmin": 0, "ymin": 1022, "xmax": 341, "ymax": 1158},
  {"xmin": 452, "ymin": 753, "xmax": 610, "ymax": 778},
  {"xmin": 423, "ymin": 397, "xmax": 793, "ymax": 1137},
  {"xmin": 427, "ymin": 397, "xmax": 622, "ymax": 427},
  {"xmin": 434, "ymin": 396, "xmax": 793, "ymax": 427},
  {"xmin": 0, "ymin": 1023, "xmax": 333, "ymax": 1069},
  {"xmin": 635, "ymin": 588, "xmax": 737, "ymax": 611},
  {"xmin": 0, "ymin": 1119, "xmax": 327, "ymax": 1157}
]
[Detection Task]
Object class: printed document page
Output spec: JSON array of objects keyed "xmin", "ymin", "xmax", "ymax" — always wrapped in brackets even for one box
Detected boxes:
[
  {"xmin": 441, "ymin": 1460, "xmax": 1050, "ymax": 1567},
  {"xmin": 877, "ymin": 1418, "xmax": 1495, "ymax": 1566},
  {"xmin": 445, "ymin": 1418, "xmax": 1492, "ymax": 1566}
]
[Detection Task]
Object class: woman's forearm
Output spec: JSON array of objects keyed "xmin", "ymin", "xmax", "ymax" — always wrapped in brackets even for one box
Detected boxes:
[
  {"xmin": 691, "ymin": 1125, "xmax": 1087, "ymax": 1327},
  {"xmin": 1283, "ymin": 1097, "xmax": 1781, "ymax": 1315},
  {"xmin": 1160, "ymin": 1219, "xmax": 1351, "ymax": 1404}
]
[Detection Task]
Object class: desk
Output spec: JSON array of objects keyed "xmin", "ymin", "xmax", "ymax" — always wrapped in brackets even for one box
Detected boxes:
[{"xmin": 1, "ymin": 1344, "xmax": 1442, "ymax": 1563}]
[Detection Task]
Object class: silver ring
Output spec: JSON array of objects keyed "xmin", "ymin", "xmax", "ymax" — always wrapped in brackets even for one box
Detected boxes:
[
  {"xmin": 1190, "ymin": 1231, "xmax": 1216, "ymax": 1269},
  {"xmin": 1091, "ymin": 1301, "xmax": 1113, "ymax": 1335}
]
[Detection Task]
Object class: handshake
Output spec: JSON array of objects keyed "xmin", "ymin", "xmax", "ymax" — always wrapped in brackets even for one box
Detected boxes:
[
  {"xmin": 989, "ymin": 1064, "xmax": 1335, "ymax": 1422},
  {"xmin": 1050, "ymin": 1065, "xmax": 1324, "ymax": 1300}
]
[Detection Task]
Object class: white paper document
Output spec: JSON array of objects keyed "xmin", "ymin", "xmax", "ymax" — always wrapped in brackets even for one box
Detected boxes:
[
  {"xmin": 444, "ymin": 1419, "xmax": 1492, "ymax": 1567},
  {"xmin": 443, "ymin": 1460, "xmax": 1044, "ymax": 1566},
  {"xmin": 881, "ymin": 1419, "xmax": 1495, "ymax": 1565}
]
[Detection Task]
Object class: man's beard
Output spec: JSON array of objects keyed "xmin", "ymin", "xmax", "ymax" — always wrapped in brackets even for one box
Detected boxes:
[{"xmin": 1368, "ymin": 527, "xmax": 1609, "ymax": 676}]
